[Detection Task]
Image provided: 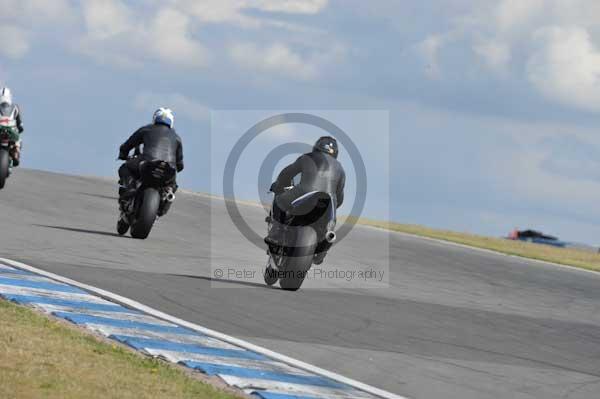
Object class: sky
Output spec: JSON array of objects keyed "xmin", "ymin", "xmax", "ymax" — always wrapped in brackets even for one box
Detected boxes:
[{"xmin": 1, "ymin": 0, "xmax": 600, "ymax": 244}]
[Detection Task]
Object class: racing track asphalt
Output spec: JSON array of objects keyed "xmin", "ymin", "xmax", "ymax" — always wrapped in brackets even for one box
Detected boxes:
[{"xmin": 1, "ymin": 169, "xmax": 600, "ymax": 399}]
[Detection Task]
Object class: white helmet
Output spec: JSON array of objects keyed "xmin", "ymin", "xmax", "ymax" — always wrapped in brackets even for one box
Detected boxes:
[
  {"xmin": 152, "ymin": 107, "xmax": 174, "ymax": 128},
  {"xmin": 0, "ymin": 87, "xmax": 12, "ymax": 105}
]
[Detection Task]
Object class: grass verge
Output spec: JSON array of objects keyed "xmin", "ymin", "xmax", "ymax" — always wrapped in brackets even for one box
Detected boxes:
[
  {"xmin": 0, "ymin": 299, "xmax": 242, "ymax": 399},
  {"xmin": 353, "ymin": 218, "xmax": 600, "ymax": 273}
]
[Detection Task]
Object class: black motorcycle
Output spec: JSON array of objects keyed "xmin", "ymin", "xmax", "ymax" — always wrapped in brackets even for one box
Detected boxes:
[
  {"xmin": 117, "ymin": 158, "xmax": 176, "ymax": 239},
  {"xmin": 264, "ymin": 188, "xmax": 337, "ymax": 291}
]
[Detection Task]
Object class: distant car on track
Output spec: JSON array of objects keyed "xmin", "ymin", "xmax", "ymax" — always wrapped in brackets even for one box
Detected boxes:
[{"xmin": 507, "ymin": 229, "xmax": 567, "ymax": 248}]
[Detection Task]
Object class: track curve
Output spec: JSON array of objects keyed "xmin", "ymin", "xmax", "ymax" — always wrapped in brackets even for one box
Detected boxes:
[{"xmin": 1, "ymin": 169, "xmax": 600, "ymax": 399}]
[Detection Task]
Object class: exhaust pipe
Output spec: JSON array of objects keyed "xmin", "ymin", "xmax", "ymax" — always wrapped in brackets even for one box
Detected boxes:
[
  {"xmin": 325, "ymin": 231, "xmax": 337, "ymax": 244},
  {"xmin": 164, "ymin": 189, "xmax": 176, "ymax": 203}
]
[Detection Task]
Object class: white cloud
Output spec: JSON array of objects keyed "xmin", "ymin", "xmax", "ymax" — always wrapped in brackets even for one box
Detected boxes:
[
  {"xmin": 180, "ymin": 0, "xmax": 327, "ymax": 24},
  {"xmin": 82, "ymin": 0, "xmax": 131, "ymax": 40},
  {"xmin": 74, "ymin": 0, "xmax": 334, "ymax": 72},
  {"xmin": 416, "ymin": 1, "xmax": 521, "ymax": 75},
  {"xmin": 527, "ymin": 26, "xmax": 600, "ymax": 112},
  {"xmin": 0, "ymin": 26, "xmax": 29, "ymax": 59},
  {"xmin": 0, "ymin": 0, "xmax": 75, "ymax": 58},
  {"xmin": 174, "ymin": 0, "xmax": 327, "ymax": 29},
  {"xmin": 413, "ymin": 0, "xmax": 600, "ymax": 112},
  {"xmin": 0, "ymin": 0, "xmax": 74, "ymax": 22},
  {"xmin": 181, "ymin": 0, "xmax": 256, "ymax": 26},
  {"xmin": 260, "ymin": 124, "xmax": 299, "ymax": 142},
  {"xmin": 252, "ymin": 0, "xmax": 328, "ymax": 14},
  {"xmin": 0, "ymin": 1, "xmax": 337, "ymax": 78},
  {"xmin": 77, "ymin": 1, "xmax": 209, "ymax": 69},
  {"xmin": 134, "ymin": 92, "xmax": 210, "ymax": 122},
  {"xmin": 229, "ymin": 42, "xmax": 320, "ymax": 80},
  {"xmin": 473, "ymin": 39, "xmax": 511, "ymax": 72},
  {"xmin": 149, "ymin": 8, "xmax": 209, "ymax": 68},
  {"xmin": 417, "ymin": 35, "xmax": 445, "ymax": 79},
  {"xmin": 493, "ymin": 0, "xmax": 544, "ymax": 35},
  {"xmin": 215, "ymin": 0, "xmax": 339, "ymax": 80}
]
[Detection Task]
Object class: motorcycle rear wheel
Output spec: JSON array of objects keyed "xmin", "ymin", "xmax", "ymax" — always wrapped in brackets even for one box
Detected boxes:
[
  {"xmin": 130, "ymin": 188, "xmax": 160, "ymax": 239},
  {"xmin": 0, "ymin": 149, "xmax": 10, "ymax": 189},
  {"xmin": 279, "ymin": 226, "xmax": 317, "ymax": 291}
]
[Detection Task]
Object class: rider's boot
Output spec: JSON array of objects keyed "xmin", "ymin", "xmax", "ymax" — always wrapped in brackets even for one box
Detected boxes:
[
  {"xmin": 313, "ymin": 240, "xmax": 333, "ymax": 265},
  {"xmin": 264, "ymin": 222, "xmax": 284, "ymax": 246},
  {"xmin": 118, "ymin": 177, "xmax": 136, "ymax": 203},
  {"xmin": 10, "ymin": 144, "xmax": 20, "ymax": 167},
  {"xmin": 265, "ymin": 197, "xmax": 289, "ymax": 246},
  {"xmin": 313, "ymin": 251, "xmax": 328, "ymax": 265}
]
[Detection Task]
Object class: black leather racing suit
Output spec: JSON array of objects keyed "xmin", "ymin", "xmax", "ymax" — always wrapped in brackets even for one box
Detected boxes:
[
  {"xmin": 118, "ymin": 123, "xmax": 184, "ymax": 193},
  {"xmin": 271, "ymin": 150, "xmax": 345, "ymax": 233}
]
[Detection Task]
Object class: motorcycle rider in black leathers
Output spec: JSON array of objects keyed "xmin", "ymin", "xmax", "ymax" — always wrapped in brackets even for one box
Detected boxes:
[
  {"xmin": 117, "ymin": 108, "xmax": 184, "ymax": 206},
  {"xmin": 266, "ymin": 136, "xmax": 345, "ymax": 264},
  {"xmin": 0, "ymin": 87, "xmax": 24, "ymax": 166}
]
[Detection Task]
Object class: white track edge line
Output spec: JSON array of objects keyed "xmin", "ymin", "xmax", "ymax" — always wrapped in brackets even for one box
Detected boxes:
[
  {"xmin": 359, "ymin": 224, "xmax": 600, "ymax": 277},
  {"xmin": 184, "ymin": 190, "xmax": 600, "ymax": 276},
  {"xmin": 0, "ymin": 257, "xmax": 408, "ymax": 399}
]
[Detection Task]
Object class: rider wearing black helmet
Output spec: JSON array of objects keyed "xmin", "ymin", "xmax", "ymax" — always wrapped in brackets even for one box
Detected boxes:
[{"xmin": 266, "ymin": 136, "xmax": 346, "ymax": 264}]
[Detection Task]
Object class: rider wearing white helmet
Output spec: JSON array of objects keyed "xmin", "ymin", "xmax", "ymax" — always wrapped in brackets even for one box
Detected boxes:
[
  {"xmin": 117, "ymin": 107, "xmax": 184, "ymax": 203},
  {"xmin": 0, "ymin": 87, "xmax": 24, "ymax": 166},
  {"xmin": 152, "ymin": 107, "xmax": 175, "ymax": 128}
]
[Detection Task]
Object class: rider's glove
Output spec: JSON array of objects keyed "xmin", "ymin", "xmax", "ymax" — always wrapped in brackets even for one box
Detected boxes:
[{"xmin": 118, "ymin": 151, "xmax": 128, "ymax": 161}]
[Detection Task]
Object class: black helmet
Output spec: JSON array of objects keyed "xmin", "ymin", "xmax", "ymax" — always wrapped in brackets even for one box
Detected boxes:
[{"xmin": 313, "ymin": 136, "xmax": 339, "ymax": 158}]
